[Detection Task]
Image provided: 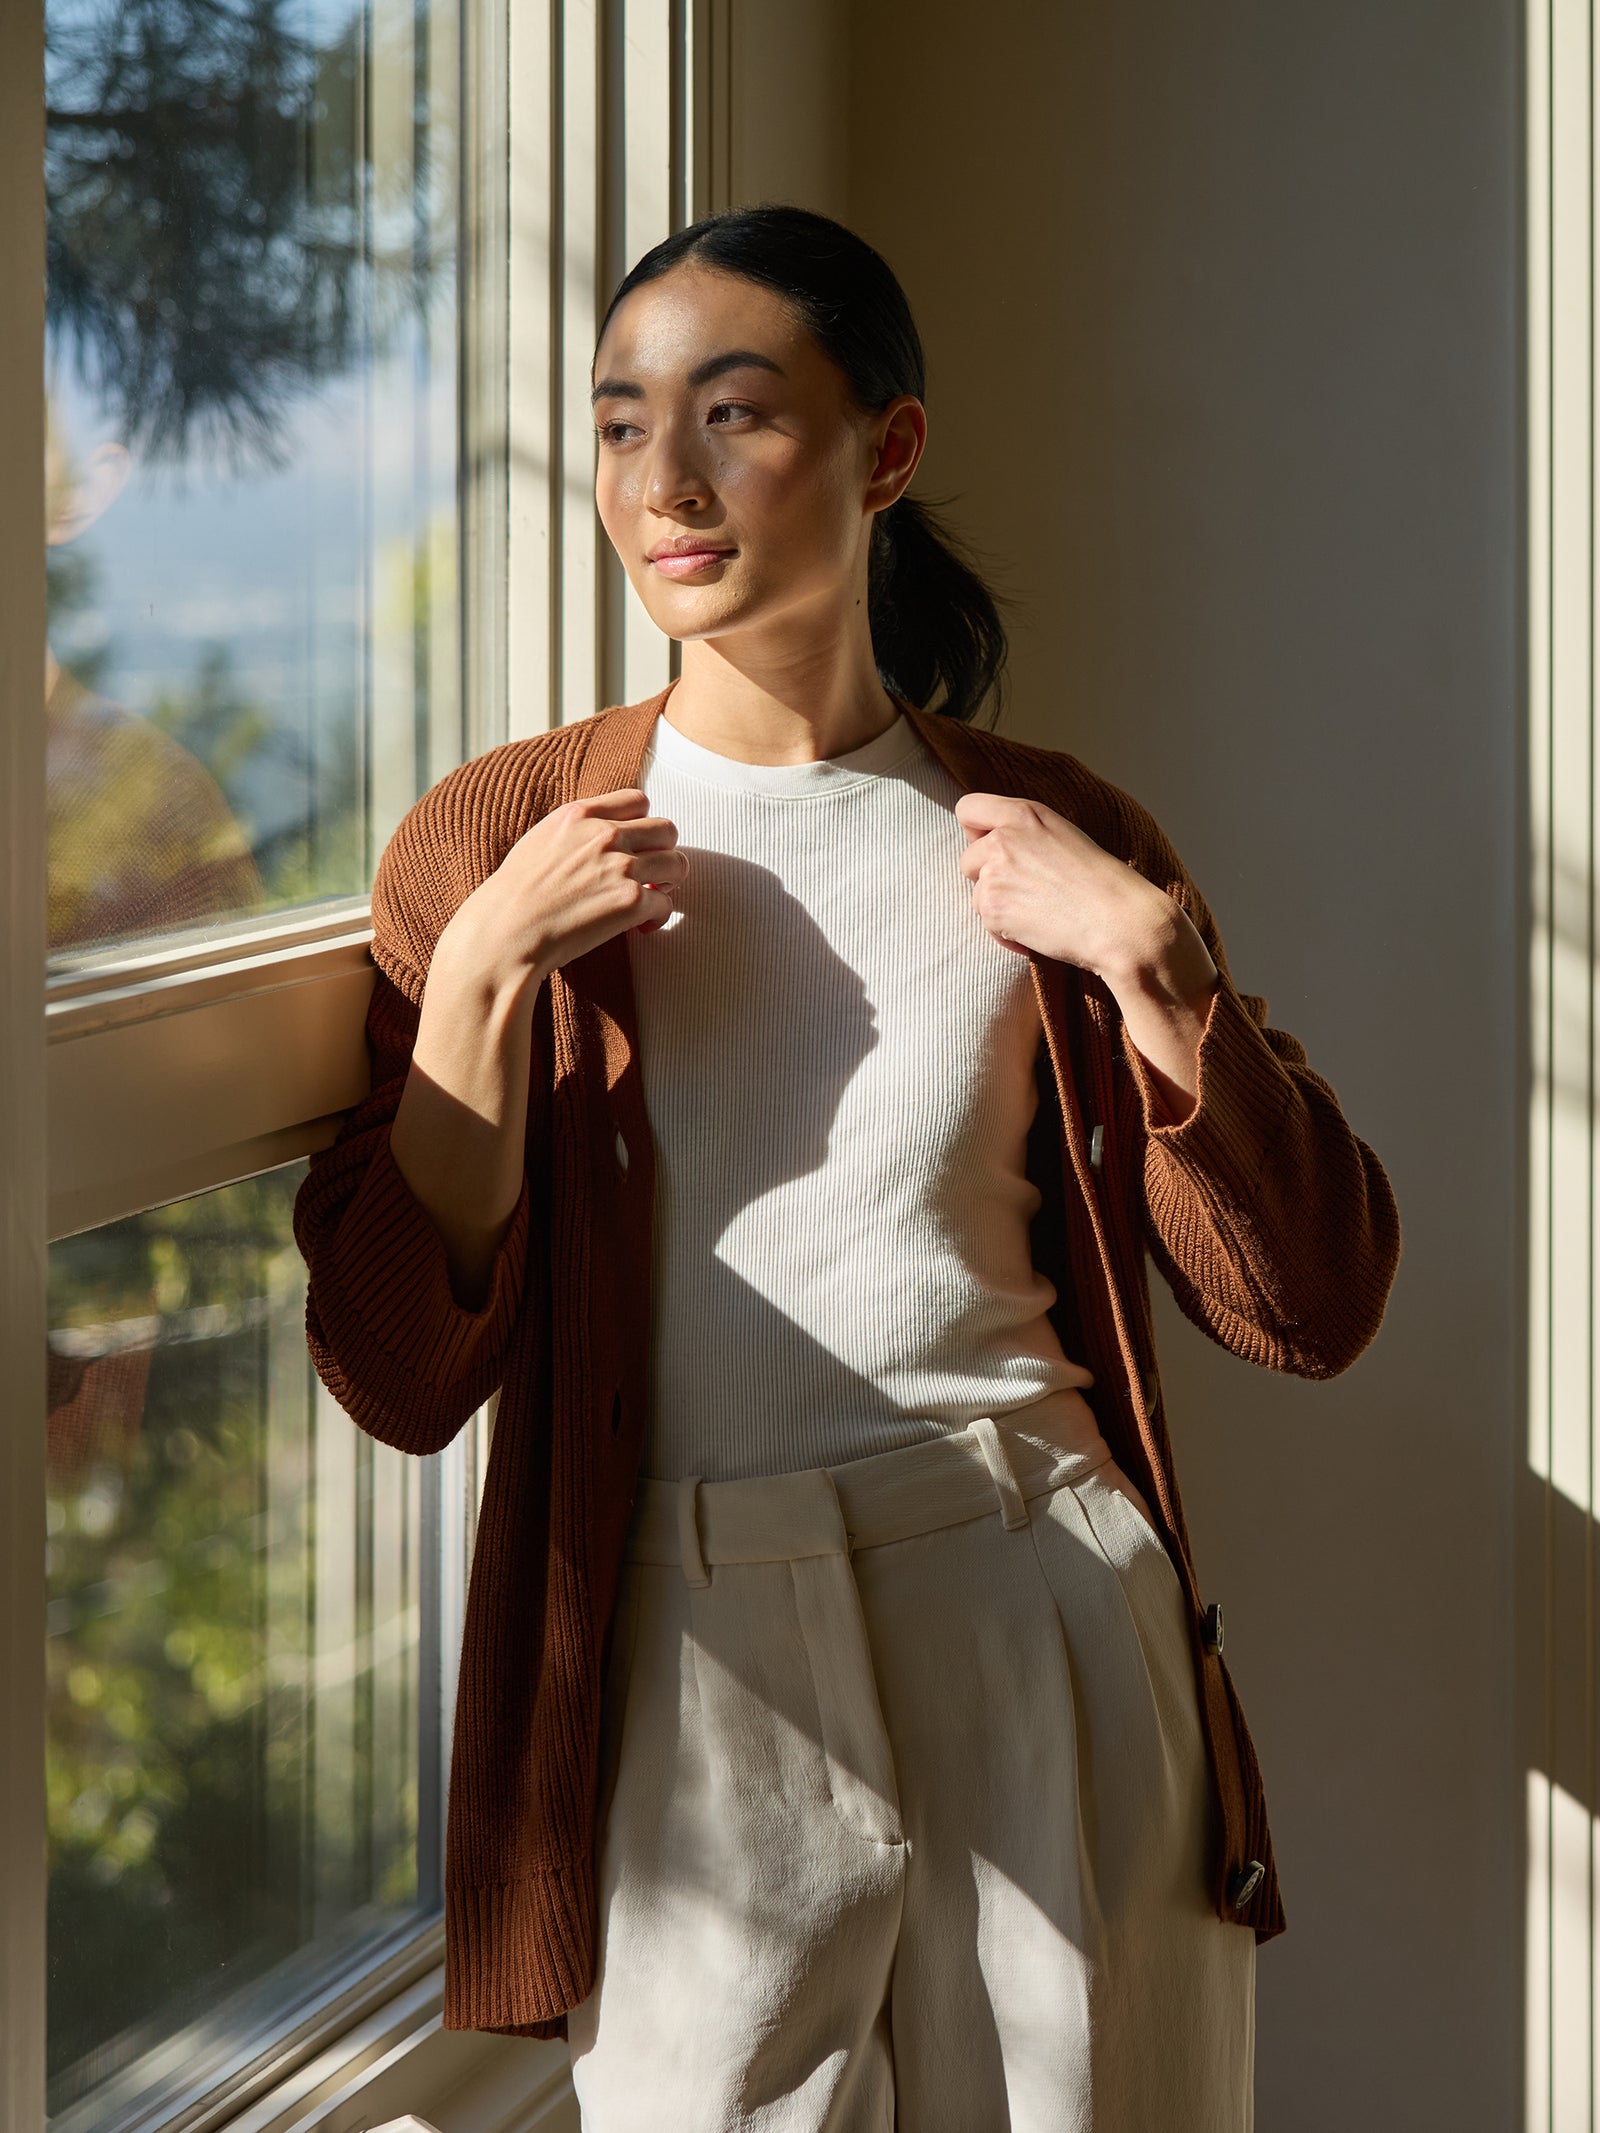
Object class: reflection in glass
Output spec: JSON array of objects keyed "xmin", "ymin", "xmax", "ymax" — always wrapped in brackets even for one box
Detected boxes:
[
  {"xmin": 45, "ymin": 1167, "xmax": 439, "ymax": 2129},
  {"xmin": 44, "ymin": 0, "xmax": 462, "ymax": 961}
]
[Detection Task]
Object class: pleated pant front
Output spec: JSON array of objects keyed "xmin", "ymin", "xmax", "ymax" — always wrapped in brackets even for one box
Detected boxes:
[{"xmin": 566, "ymin": 1394, "xmax": 1256, "ymax": 2132}]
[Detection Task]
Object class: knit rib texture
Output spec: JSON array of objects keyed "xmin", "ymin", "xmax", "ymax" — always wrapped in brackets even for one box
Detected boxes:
[
  {"xmin": 292, "ymin": 686, "xmax": 1402, "ymax": 2034},
  {"xmin": 630, "ymin": 712, "xmax": 1092, "ymax": 1481}
]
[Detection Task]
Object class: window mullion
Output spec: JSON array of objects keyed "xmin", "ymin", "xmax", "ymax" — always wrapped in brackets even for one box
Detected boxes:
[{"xmin": 0, "ymin": 3, "xmax": 49, "ymax": 2127}]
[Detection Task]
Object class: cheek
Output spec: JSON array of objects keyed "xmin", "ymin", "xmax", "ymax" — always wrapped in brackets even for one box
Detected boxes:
[
  {"xmin": 717, "ymin": 442, "xmax": 857, "ymax": 569},
  {"xmin": 595, "ymin": 459, "xmax": 640, "ymax": 547}
]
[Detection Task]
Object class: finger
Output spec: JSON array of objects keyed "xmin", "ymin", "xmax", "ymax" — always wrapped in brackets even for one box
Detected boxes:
[
  {"xmin": 957, "ymin": 832, "xmax": 994, "ymax": 880},
  {"xmin": 629, "ymin": 885, "xmax": 675, "ymax": 934},
  {"xmin": 971, "ymin": 898, "xmax": 1031, "ymax": 957},
  {"xmin": 623, "ymin": 847, "xmax": 689, "ymax": 887},
  {"xmin": 954, "ymin": 790, "xmax": 1028, "ymax": 840},
  {"xmin": 575, "ymin": 787, "xmax": 651, "ymax": 819},
  {"xmin": 610, "ymin": 815, "xmax": 680, "ymax": 853}
]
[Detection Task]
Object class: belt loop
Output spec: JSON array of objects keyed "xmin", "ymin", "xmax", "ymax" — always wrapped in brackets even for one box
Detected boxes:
[
  {"xmin": 818, "ymin": 1468, "xmax": 855, "ymax": 1558},
  {"xmin": 678, "ymin": 1477, "xmax": 710, "ymax": 1588},
  {"xmin": 971, "ymin": 1417, "xmax": 1030, "ymax": 1532}
]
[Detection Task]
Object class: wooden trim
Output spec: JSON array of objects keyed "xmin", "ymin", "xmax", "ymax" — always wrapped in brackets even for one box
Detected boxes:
[
  {"xmin": 0, "ymin": 0, "xmax": 48, "ymax": 2122},
  {"xmin": 47, "ymin": 959, "xmax": 376, "ymax": 1239}
]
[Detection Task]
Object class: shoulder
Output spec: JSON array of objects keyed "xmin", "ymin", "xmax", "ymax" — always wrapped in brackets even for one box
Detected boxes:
[{"xmin": 370, "ymin": 698, "xmax": 660, "ymax": 997}]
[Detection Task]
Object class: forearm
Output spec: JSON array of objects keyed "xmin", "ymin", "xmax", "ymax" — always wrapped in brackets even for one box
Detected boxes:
[
  {"xmin": 390, "ymin": 929, "xmax": 541, "ymax": 1309},
  {"xmin": 1102, "ymin": 899, "xmax": 1219, "ymax": 1125}
]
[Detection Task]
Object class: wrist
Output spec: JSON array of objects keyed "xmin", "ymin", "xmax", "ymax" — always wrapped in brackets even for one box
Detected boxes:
[
  {"xmin": 1097, "ymin": 891, "xmax": 1218, "ymax": 1014},
  {"xmin": 430, "ymin": 908, "xmax": 544, "ymax": 1014}
]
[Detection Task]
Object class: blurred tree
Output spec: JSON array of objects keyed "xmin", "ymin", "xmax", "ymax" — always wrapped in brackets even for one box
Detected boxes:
[{"xmin": 46, "ymin": 0, "xmax": 380, "ymax": 465}]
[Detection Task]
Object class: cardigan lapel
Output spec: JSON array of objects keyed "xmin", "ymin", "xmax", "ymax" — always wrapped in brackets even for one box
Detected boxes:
[
  {"xmin": 540, "ymin": 692, "xmax": 676, "ymax": 1524},
  {"xmin": 906, "ymin": 705, "xmax": 1182, "ymax": 1545},
  {"xmin": 903, "ymin": 705, "xmax": 1102, "ymax": 1182},
  {"xmin": 557, "ymin": 685, "xmax": 675, "ymax": 1091},
  {"xmin": 568, "ymin": 687, "xmax": 674, "ymax": 804}
]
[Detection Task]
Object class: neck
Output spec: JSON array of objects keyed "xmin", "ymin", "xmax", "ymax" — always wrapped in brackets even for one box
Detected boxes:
[{"xmin": 665, "ymin": 608, "xmax": 899, "ymax": 765}]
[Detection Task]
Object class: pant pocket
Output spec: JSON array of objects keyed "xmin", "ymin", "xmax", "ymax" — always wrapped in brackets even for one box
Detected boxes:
[
  {"xmin": 789, "ymin": 1553, "xmax": 904, "ymax": 1849},
  {"xmin": 1068, "ymin": 1468, "xmax": 1190, "ymax": 1676},
  {"xmin": 1063, "ymin": 1469, "xmax": 1209, "ymax": 1822}
]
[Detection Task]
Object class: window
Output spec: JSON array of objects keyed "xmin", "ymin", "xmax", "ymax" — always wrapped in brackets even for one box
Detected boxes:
[
  {"xmin": 0, "ymin": 4, "xmax": 719, "ymax": 2128},
  {"xmin": 38, "ymin": 0, "xmax": 480, "ymax": 2122},
  {"xmin": 45, "ymin": 0, "xmax": 467, "ymax": 963},
  {"xmin": 45, "ymin": 1166, "xmax": 460, "ymax": 2130}
]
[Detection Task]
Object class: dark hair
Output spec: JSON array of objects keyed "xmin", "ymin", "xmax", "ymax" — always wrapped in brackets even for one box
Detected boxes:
[{"xmin": 598, "ymin": 204, "xmax": 1008, "ymax": 725}]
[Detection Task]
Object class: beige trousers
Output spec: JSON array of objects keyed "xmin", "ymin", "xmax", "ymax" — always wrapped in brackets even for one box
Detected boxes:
[{"xmin": 566, "ymin": 1395, "xmax": 1255, "ymax": 2131}]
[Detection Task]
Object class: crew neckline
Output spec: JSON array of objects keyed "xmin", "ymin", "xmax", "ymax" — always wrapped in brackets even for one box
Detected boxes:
[{"xmin": 647, "ymin": 710, "xmax": 924, "ymax": 798}]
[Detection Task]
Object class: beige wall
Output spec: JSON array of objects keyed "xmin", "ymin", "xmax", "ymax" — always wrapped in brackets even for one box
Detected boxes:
[{"xmin": 743, "ymin": 1, "xmax": 1521, "ymax": 2121}]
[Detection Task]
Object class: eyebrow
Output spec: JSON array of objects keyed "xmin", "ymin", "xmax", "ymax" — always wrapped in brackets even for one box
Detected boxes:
[{"xmin": 590, "ymin": 349, "xmax": 786, "ymax": 405}]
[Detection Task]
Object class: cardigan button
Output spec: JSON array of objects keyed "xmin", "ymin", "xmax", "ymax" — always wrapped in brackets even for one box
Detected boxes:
[
  {"xmin": 1142, "ymin": 1368, "xmax": 1160, "ymax": 1415},
  {"xmin": 1089, "ymin": 1122, "xmax": 1105, "ymax": 1170},
  {"xmin": 1228, "ymin": 1860, "xmax": 1266, "ymax": 1911},
  {"xmin": 1202, "ymin": 1601, "xmax": 1224, "ymax": 1657},
  {"xmin": 614, "ymin": 1129, "xmax": 629, "ymax": 1173}
]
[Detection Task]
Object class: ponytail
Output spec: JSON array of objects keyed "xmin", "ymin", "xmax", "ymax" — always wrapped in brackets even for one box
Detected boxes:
[
  {"xmin": 869, "ymin": 494, "xmax": 1008, "ymax": 725},
  {"xmin": 600, "ymin": 205, "xmax": 1010, "ymax": 724}
]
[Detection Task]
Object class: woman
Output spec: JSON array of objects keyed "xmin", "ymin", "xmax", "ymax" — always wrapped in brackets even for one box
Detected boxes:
[{"xmin": 295, "ymin": 206, "xmax": 1399, "ymax": 2131}]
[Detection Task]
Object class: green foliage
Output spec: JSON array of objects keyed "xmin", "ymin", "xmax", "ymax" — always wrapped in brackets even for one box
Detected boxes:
[
  {"xmin": 149, "ymin": 644, "xmax": 272, "ymax": 819},
  {"xmin": 46, "ymin": 1170, "xmax": 423, "ymax": 2110},
  {"xmin": 146, "ymin": 640, "xmax": 366, "ymax": 907}
]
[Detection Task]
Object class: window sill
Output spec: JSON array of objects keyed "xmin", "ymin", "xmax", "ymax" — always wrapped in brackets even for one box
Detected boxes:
[
  {"xmin": 46, "ymin": 925, "xmax": 377, "ymax": 1238},
  {"xmin": 215, "ymin": 1970, "xmax": 576, "ymax": 2133}
]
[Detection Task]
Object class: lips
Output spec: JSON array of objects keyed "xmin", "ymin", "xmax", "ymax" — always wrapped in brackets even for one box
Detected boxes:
[{"xmin": 648, "ymin": 542, "xmax": 735, "ymax": 579}]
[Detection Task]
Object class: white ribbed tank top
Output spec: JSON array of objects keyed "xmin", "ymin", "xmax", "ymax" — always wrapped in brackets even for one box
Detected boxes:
[{"xmin": 628, "ymin": 711, "xmax": 1094, "ymax": 1482}]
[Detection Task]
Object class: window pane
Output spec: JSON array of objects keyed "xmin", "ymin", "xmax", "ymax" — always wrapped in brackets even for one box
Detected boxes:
[
  {"xmin": 44, "ymin": 0, "xmax": 462, "ymax": 962},
  {"xmin": 46, "ymin": 1166, "xmax": 440, "ymax": 2131}
]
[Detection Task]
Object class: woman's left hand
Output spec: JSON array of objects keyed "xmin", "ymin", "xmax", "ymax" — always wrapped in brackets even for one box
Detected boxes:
[{"xmin": 955, "ymin": 791, "xmax": 1220, "ymax": 1123}]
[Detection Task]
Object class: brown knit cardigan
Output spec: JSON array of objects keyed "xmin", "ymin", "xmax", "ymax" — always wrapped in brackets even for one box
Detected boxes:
[{"xmin": 293, "ymin": 687, "xmax": 1400, "ymax": 2037}]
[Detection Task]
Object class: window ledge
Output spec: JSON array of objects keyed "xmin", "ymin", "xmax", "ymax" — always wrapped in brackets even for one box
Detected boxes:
[
  {"xmin": 47, "ymin": 907, "xmax": 375, "ymax": 1046},
  {"xmin": 216, "ymin": 1971, "xmax": 576, "ymax": 2133}
]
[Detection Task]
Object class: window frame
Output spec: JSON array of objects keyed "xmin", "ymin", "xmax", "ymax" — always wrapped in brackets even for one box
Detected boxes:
[{"xmin": 0, "ymin": 2, "xmax": 729, "ymax": 2128}]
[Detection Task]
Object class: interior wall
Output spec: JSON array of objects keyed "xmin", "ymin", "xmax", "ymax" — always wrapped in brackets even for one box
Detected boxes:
[
  {"xmin": 842, "ymin": 3, "xmax": 1521, "ymax": 2123},
  {"xmin": 723, "ymin": 0, "xmax": 851, "ymax": 224},
  {"xmin": 731, "ymin": 0, "xmax": 1521, "ymax": 2122}
]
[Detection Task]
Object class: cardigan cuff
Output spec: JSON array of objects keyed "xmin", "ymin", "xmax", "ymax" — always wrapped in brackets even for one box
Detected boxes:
[
  {"xmin": 325, "ymin": 1135, "xmax": 529, "ymax": 1389},
  {"xmin": 1121, "ymin": 976, "xmax": 1294, "ymax": 1216},
  {"xmin": 443, "ymin": 1861, "xmax": 597, "ymax": 2033}
]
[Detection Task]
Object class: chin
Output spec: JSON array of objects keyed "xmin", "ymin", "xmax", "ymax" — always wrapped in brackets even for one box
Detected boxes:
[{"xmin": 642, "ymin": 579, "xmax": 768, "ymax": 644}]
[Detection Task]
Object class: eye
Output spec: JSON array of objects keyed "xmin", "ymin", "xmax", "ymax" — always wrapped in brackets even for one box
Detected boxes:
[
  {"xmin": 706, "ymin": 400, "xmax": 756, "ymax": 426},
  {"xmin": 596, "ymin": 418, "xmax": 643, "ymax": 445}
]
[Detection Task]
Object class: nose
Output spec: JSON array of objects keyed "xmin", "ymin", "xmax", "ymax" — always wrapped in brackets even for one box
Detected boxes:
[{"xmin": 644, "ymin": 415, "xmax": 713, "ymax": 517}]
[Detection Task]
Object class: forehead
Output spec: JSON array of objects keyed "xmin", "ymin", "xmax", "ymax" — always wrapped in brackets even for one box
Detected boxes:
[{"xmin": 594, "ymin": 264, "xmax": 820, "ymax": 386}]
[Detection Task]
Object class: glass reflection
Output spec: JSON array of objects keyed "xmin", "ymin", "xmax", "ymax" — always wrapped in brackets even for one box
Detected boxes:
[
  {"xmin": 46, "ymin": 1167, "xmax": 437, "ymax": 2130},
  {"xmin": 44, "ymin": 0, "xmax": 462, "ymax": 962}
]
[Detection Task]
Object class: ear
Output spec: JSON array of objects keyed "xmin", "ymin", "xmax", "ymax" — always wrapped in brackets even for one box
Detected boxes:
[{"xmin": 863, "ymin": 395, "xmax": 927, "ymax": 516}]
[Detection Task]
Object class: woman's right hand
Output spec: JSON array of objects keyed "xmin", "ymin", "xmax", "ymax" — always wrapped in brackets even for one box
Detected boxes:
[
  {"xmin": 391, "ymin": 790, "xmax": 682, "ymax": 1304},
  {"xmin": 435, "ymin": 788, "xmax": 685, "ymax": 994}
]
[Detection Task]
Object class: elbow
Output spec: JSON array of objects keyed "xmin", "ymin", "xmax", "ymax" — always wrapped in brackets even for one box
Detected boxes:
[
  {"xmin": 304, "ymin": 1305, "xmax": 501, "ymax": 1457},
  {"xmin": 1278, "ymin": 1237, "xmax": 1402, "ymax": 1381},
  {"xmin": 309, "ymin": 1346, "xmax": 485, "ymax": 1456}
]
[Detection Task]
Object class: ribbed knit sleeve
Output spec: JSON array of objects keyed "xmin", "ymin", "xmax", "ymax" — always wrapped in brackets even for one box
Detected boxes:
[
  {"xmin": 900, "ymin": 708, "xmax": 1402, "ymax": 1383},
  {"xmin": 291, "ymin": 743, "xmax": 566, "ymax": 1455},
  {"xmin": 293, "ymin": 969, "xmax": 531, "ymax": 1453},
  {"xmin": 1119, "ymin": 863, "xmax": 1401, "ymax": 1379}
]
